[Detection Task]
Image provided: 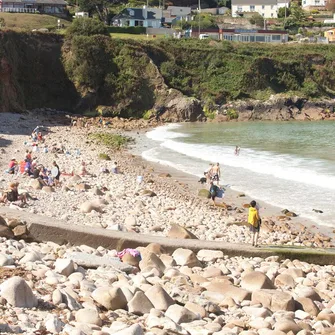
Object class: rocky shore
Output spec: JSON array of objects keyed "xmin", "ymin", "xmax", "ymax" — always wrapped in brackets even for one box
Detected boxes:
[{"xmin": 0, "ymin": 111, "xmax": 335, "ymax": 334}]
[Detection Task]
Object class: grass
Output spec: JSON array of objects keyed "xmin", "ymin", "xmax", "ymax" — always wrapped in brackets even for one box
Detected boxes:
[
  {"xmin": 0, "ymin": 13, "xmax": 71, "ymax": 31},
  {"xmin": 110, "ymin": 33, "xmax": 168, "ymax": 40},
  {"xmin": 89, "ymin": 132, "xmax": 133, "ymax": 150}
]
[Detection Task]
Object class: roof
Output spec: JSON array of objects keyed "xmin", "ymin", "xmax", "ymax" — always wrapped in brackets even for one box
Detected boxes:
[
  {"xmin": 232, "ymin": 0, "xmax": 277, "ymax": 5},
  {"xmin": 221, "ymin": 28, "xmax": 288, "ymax": 34},
  {"xmin": 113, "ymin": 7, "xmax": 162, "ymax": 21}
]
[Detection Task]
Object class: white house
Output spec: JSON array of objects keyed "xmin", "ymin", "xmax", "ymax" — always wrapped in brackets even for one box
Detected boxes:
[
  {"xmin": 163, "ymin": 6, "xmax": 191, "ymax": 25},
  {"xmin": 112, "ymin": 7, "xmax": 162, "ymax": 28},
  {"xmin": 301, "ymin": 0, "xmax": 326, "ymax": 9},
  {"xmin": 232, "ymin": 0, "xmax": 289, "ymax": 18}
]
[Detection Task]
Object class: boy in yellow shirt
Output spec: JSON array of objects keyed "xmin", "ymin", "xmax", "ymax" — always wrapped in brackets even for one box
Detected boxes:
[{"xmin": 248, "ymin": 200, "xmax": 261, "ymax": 247}]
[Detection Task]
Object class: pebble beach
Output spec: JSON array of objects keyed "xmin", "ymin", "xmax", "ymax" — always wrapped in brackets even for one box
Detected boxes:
[{"xmin": 0, "ymin": 110, "xmax": 335, "ymax": 334}]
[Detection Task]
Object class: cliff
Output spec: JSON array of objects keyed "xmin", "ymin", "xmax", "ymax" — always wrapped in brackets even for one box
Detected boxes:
[{"xmin": 0, "ymin": 31, "xmax": 334, "ymax": 121}]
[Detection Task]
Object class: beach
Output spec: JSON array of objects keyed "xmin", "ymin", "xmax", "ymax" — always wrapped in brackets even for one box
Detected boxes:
[
  {"xmin": 0, "ymin": 111, "xmax": 333, "ymax": 247},
  {"xmin": 1, "ymin": 111, "xmax": 335, "ymax": 334}
]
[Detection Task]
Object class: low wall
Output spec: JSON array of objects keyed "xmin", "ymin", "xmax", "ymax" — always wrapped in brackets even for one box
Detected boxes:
[
  {"xmin": 146, "ymin": 28, "xmax": 176, "ymax": 35},
  {"xmin": 0, "ymin": 207, "xmax": 335, "ymax": 265}
]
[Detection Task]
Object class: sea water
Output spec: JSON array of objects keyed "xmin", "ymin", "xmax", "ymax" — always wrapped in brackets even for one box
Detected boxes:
[{"xmin": 139, "ymin": 121, "xmax": 335, "ymax": 227}]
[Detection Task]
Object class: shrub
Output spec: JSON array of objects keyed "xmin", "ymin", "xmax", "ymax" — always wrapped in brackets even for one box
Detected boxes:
[
  {"xmin": 226, "ymin": 109, "xmax": 239, "ymax": 120},
  {"xmin": 98, "ymin": 153, "xmax": 111, "ymax": 160},
  {"xmin": 107, "ymin": 26, "xmax": 146, "ymax": 34},
  {"xmin": 89, "ymin": 133, "xmax": 132, "ymax": 150},
  {"xmin": 143, "ymin": 110, "xmax": 154, "ymax": 120},
  {"xmin": 66, "ymin": 18, "xmax": 108, "ymax": 37}
]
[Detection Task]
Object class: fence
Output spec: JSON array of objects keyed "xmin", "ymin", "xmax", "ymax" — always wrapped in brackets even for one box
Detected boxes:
[{"xmin": 0, "ymin": 8, "xmax": 38, "ymax": 13}]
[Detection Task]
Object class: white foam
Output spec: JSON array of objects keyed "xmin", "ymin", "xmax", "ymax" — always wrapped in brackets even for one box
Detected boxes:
[{"xmin": 146, "ymin": 124, "xmax": 189, "ymax": 141}]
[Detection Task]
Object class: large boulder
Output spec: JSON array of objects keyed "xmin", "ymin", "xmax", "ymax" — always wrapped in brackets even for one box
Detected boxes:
[
  {"xmin": 294, "ymin": 287, "xmax": 322, "ymax": 302},
  {"xmin": 92, "ymin": 287, "xmax": 127, "ymax": 310},
  {"xmin": 252, "ymin": 289, "xmax": 295, "ymax": 312},
  {"xmin": 206, "ymin": 283, "xmax": 251, "ymax": 302},
  {"xmin": 241, "ymin": 271, "xmax": 275, "ymax": 291},
  {"xmin": 54, "ymin": 259, "xmax": 75, "ymax": 277},
  {"xmin": 295, "ymin": 297, "xmax": 320, "ymax": 316},
  {"xmin": 145, "ymin": 284, "xmax": 174, "ymax": 311},
  {"xmin": 168, "ymin": 224, "xmax": 198, "ymax": 239},
  {"xmin": 197, "ymin": 250, "xmax": 224, "ymax": 262},
  {"xmin": 165, "ymin": 304, "xmax": 199, "ymax": 324},
  {"xmin": 139, "ymin": 251, "xmax": 166, "ymax": 272},
  {"xmin": 274, "ymin": 320, "xmax": 302, "ymax": 334},
  {"xmin": 128, "ymin": 291, "xmax": 154, "ymax": 315},
  {"xmin": 161, "ymin": 96, "xmax": 203, "ymax": 122},
  {"xmin": 30, "ymin": 179, "xmax": 43, "ymax": 190},
  {"xmin": 172, "ymin": 248, "xmax": 202, "ymax": 268},
  {"xmin": 275, "ymin": 274, "xmax": 296, "ymax": 288},
  {"xmin": 75, "ymin": 309, "xmax": 102, "ymax": 326},
  {"xmin": 79, "ymin": 200, "xmax": 103, "ymax": 214},
  {"xmin": 0, "ymin": 225, "xmax": 14, "ymax": 239},
  {"xmin": 0, "ymin": 276, "xmax": 37, "ymax": 308},
  {"xmin": 281, "ymin": 268, "xmax": 305, "ymax": 279}
]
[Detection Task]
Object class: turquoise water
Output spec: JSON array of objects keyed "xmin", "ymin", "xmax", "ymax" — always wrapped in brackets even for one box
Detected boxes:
[{"xmin": 141, "ymin": 121, "xmax": 335, "ymax": 227}]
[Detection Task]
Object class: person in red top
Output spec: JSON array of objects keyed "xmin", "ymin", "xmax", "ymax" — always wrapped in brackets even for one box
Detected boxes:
[
  {"xmin": 37, "ymin": 132, "xmax": 43, "ymax": 142},
  {"xmin": 8, "ymin": 158, "xmax": 17, "ymax": 174}
]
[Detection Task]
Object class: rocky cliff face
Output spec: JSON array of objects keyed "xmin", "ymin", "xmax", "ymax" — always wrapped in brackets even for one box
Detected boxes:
[{"xmin": 217, "ymin": 97, "xmax": 335, "ymax": 122}]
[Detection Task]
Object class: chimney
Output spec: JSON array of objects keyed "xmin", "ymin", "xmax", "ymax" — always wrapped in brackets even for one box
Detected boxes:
[{"xmin": 143, "ymin": 5, "xmax": 147, "ymax": 19}]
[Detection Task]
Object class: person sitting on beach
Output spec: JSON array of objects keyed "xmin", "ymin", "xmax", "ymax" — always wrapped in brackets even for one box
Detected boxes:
[
  {"xmin": 7, "ymin": 158, "xmax": 18, "ymax": 174},
  {"xmin": 111, "ymin": 162, "xmax": 118, "ymax": 174},
  {"xmin": 47, "ymin": 172, "xmax": 54, "ymax": 186},
  {"xmin": 52, "ymin": 161, "xmax": 61, "ymax": 187},
  {"xmin": 24, "ymin": 159, "xmax": 33, "ymax": 176},
  {"xmin": 248, "ymin": 200, "xmax": 261, "ymax": 247},
  {"xmin": 2, "ymin": 182, "xmax": 27, "ymax": 205},
  {"xmin": 25, "ymin": 150, "xmax": 32, "ymax": 162},
  {"xmin": 209, "ymin": 181, "xmax": 219, "ymax": 205}
]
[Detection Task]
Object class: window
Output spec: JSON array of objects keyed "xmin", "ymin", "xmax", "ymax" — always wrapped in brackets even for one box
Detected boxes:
[
  {"xmin": 272, "ymin": 34, "xmax": 281, "ymax": 41},
  {"xmin": 250, "ymin": 35, "xmax": 255, "ymax": 42},
  {"xmin": 256, "ymin": 35, "xmax": 265, "ymax": 42},
  {"xmin": 271, "ymin": 13, "xmax": 273, "ymax": 17},
  {"xmin": 250, "ymin": 5, "xmax": 255, "ymax": 11},
  {"xmin": 237, "ymin": 6, "xmax": 242, "ymax": 11},
  {"xmin": 262, "ymin": 5, "xmax": 265, "ymax": 9},
  {"xmin": 262, "ymin": 13, "xmax": 264, "ymax": 16},
  {"xmin": 315, "ymin": 0, "xmax": 320, "ymax": 4},
  {"xmin": 271, "ymin": 5, "xmax": 274, "ymax": 9},
  {"xmin": 224, "ymin": 34, "xmax": 232, "ymax": 40}
]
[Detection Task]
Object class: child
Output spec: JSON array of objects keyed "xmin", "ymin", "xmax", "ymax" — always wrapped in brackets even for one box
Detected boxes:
[{"xmin": 248, "ymin": 200, "xmax": 261, "ymax": 247}]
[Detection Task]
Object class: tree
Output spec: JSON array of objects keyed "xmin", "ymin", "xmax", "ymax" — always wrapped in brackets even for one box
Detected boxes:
[
  {"xmin": 66, "ymin": 18, "xmax": 109, "ymax": 37},
  {"xmin": 278, "ymin": 7, "xmax": 291, "ymax": 18},
  {"xmin": 249, "ymin": 14, "xmax": 265, "ymax": 27},
  {"xmin": 290, "ymin": 3, "xmax": 306, "ymax": 22}
]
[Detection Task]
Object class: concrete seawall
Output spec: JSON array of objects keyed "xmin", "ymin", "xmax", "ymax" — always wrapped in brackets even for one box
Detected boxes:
[{"xmin": 0, "ymin": 207, "xmax": 334, "ymax": 265}]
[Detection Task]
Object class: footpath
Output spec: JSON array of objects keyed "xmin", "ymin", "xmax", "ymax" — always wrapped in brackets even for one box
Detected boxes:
[{"xmin": 0, "ymin": 207, "xmax": 334, "ymax": 266}]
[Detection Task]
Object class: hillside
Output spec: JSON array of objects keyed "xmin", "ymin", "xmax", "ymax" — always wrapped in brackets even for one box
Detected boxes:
[
  {"xmin": 0, "ymin": 30, "xmax": 335, "ymax": 119},
  {"xmin": 0, "ymin": 13, "xmax": 71, "ymax": 31}
]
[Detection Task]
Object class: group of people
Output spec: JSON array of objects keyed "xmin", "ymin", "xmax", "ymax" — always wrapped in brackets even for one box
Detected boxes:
[{"xmin": 204, "ymin": 163, "xmax": 221, "ymax": 185}]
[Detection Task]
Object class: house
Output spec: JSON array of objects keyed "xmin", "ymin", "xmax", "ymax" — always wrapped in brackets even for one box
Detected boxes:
[
  {"xmin": 200, "ymin": 7, "xmax": 230, "ymax": 15},
  {"xmin": 112, "ymin": 7, "xmax": 162, "ymax": 28},
  {"xmin": 231, "ymin": 0, "xmax": 289, "ymax": 18},
  {"xmin": 325, "ymin": 27, "xmax": 335, "ymax": 42},
  {"xmin": 188, "ymin": 27, "xmax": 288, "ymax": 42},
  {"xmin": 221, "ymin": 28, "xmax": 288, "ymax": 42},
  {"xmin": 302, "ymin": 0, "xmax": 326, "ymax": 10},
  {"xmin": 0, "ymin": 0, "xmax": 67, "ymax": 14},
  {"xmin": 162, "ymin": 6, "xmax": 191, "ymax": 25},
  {"xmin": 324, "ymin": 13, "xmax": 335, "ymax": 24}
]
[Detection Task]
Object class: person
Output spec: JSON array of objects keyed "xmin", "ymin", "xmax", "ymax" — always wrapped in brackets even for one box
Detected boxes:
[
  {"xmin": 209, "ymin": 181, "xmax": 219, "ymax": 205},
  {"xmin": 211, "ymin": 163, "xmax": 221, "ymax": 185},
  {"xmin": 248, "ymin": 200, "xmax": 261, "ymax": 247},
  {"xmin": 235, "ymin": 146, "xmax": 240, "ymax": 156},
  {"xmin": 204, "ymin": 163, "xmax": 213, "ymax": 184},
  {"xmin": 52, "ymin": 161, "xmax": 61, "ymax": 187},
  {"xmin": 79, "ymin": 161, "xmax": 88, "ymax": 176},
  {"xmin": 24, "ymin": 159, "xmax": 33, "ymax": 176},
  {"xmin": 7, "ymin": 158, "xmax": 17, "ymax": 174},
  {"xmin": 37, "ymin": 132, "xmax": 43, "ymax": 142},
  {"xmin": 111, "ymin": 162, "xmax": 118, "ymax": 174},
  {"xmin": 25, "ymin": 150, "xmax": 32, "ymax": 162},
  {"xmin": 3, "ymin": 182, "xmax": 27, "ymax": 205}
]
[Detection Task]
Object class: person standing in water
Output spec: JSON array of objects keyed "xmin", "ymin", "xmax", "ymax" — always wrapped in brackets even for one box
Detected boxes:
[{"xmin": 235, "ymin": 146, "xmax": 240, "ymax": 156}]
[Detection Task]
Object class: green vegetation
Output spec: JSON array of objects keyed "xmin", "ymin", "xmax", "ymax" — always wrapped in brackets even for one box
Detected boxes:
[
  {"xmin": 1, "ymin": 27, "xmax": 335, "ymax": 117},
  {"xmin": 98, "ymin": 153, "xmax": 111, "ymax": 160},
  {"xmin": 0, "ymin": 13, "xmax": 71, "ymax": 31},
  {"xmin": 66, "ymin": 18, "xmax": 108, "ymax": 37},
  {"xmin": 89, "ymin": 133, "xmax": 132, "ymax": 150},
  {"xmin": 226, "ymin": 109, "xmax": 239, "ymax": 120},
  {"xmin": 108, "ymin": 26, "xmax": 146, "ymax": 34}
]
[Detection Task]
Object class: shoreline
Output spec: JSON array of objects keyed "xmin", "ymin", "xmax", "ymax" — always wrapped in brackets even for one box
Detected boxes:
[
  {"xmin": 0, "ymin": 111, "xmax": 333, "ymax": 249},
  {"xmin": 126, "ymin": 128, "xmax": 335, "ymax": 243}
]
